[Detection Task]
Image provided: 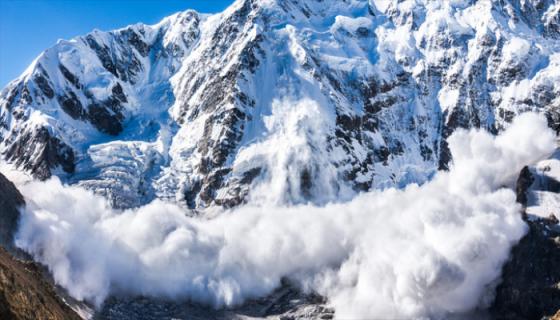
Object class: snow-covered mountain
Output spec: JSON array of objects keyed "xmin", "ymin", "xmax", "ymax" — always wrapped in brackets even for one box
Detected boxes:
[{"xmin": 1, "ymin": 0, "xmax": 559, "ymax": 209}]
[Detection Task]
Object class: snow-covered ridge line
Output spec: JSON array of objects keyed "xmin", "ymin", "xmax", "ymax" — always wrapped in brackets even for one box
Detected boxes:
[
  {"xmin": 0, "ymin": 8, "xmax": 207, "ymax": 207},
  {"xmin": 0, "ymin": 0, "xmax": 559, "ymax": 209}
]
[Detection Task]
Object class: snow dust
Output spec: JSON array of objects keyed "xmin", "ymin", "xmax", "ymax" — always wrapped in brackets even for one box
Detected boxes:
[{"xmin": 6, "ymin": 112, "xmax": 556, "ymax": 319}]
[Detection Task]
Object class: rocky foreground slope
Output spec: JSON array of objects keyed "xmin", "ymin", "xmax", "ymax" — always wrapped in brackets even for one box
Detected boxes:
[
  {"xmin": 1, "ymin": 0, "xmax": 559, "ymax": 209},
  {"xmin": 0, "ymin": 247, "xmax": 81, "ymax": 320},
  {"xmin": 0, "ymin": 173, "xmax": 24, "ymax": 250},
  {"xmin": 490, "ymin": 158, "xmax": 560, "ymax": 320},
  {"xmin": 0, "ymin": 173, "xmax": 80, "ymax": 320}
]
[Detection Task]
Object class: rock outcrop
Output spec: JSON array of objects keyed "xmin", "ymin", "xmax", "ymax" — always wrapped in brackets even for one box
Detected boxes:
[
  {"xmin": 491, "ymin": 215, "xmax": 560, "ymax": 320},
  {"xmin": 0, "ymin": 247, "xmax": 82, "ymax": 320},
  {"xmin": 96, "ymin": 281, "xmax": 333, "ymax": 320},
  {"xmin": 0, "ymin": 173, "xmax": 82, "ymax": 319},
  {"xmin": 491, "ymin": 166, "xmax": 560, "ymax": 320},
  {"xmin": 0, "ymin": 172, "xmax": 24, "ymax": 250}
]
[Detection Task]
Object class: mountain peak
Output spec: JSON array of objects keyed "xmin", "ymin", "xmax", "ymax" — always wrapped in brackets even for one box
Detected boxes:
[{"xmin": 0, "ymin": 0, "xmax": 559, "ymax": 208}]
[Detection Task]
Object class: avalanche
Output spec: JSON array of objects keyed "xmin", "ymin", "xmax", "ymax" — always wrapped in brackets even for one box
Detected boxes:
[
  {"xmin": 1, "ymin": 0, "xmax": 560, "ymax": 318},
  {"xmin": 8, "ymin": 113, "xmax": 556, "ymax": 319}
]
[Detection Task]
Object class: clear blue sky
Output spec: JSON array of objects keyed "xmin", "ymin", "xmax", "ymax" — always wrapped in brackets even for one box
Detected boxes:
[{"xmin": 0, "ymin": 0, "xmax": 235, "ymax": 88}]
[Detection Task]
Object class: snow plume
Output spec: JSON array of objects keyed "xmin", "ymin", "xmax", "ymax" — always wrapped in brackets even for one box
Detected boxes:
[
  {"xmin": 11, "ymin": 112, "xmax": 556, "ymax": 318},
  {"xmin": 235, "ymin": 97, "xmax": 354, "ymax": 205}
]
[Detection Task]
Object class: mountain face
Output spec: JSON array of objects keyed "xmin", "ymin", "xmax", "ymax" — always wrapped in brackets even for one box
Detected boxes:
[
  {"xmin": 1, "ymin": 0, "xmax": 559, "ymax": 209},
  {"xmin": 0, "ymin": 172, "xmax": 24, "ymax": 251},
  {"xmin": 490, "ymin": 162, "xmax": 560, "ymax": 320}
]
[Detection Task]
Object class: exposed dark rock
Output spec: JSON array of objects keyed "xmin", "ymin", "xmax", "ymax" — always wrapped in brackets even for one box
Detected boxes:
[
  {"xmin": 439, "ymin": 105, "xmax": 482, "ymax": 170},
  {"xmin": 491, "ymin": 215, "xmax": 560, "ymax": 320},
  {"xmin": 239, "ymin": 34, "xmax": 264, "ymax": 73},
  {"xmin": 19, "ymin": 86, "xmax": 32, "ymax": 105},
  {"xmin": 549, "ymin": 214, "xmax": 560, "ymax": 225},
  {"xmin": 122, "ymin": 28, "xmax": 151, "ymax": 57},
  {"xmin": 95, "ymin": 281, "xmax": 333, "ymax": 320},
  {"xmin": 516, "ymin": 166, "xmax": 535, "ymax": 207},
  {"xmin": 495, "ymin": 63, "xmax": 527, "ymax": 86},
  {"xmin": 356, "ymin": 26, "xmax": 371, "ymax": 37},
  {"xmin": 547, "ymin": 110, "xmax": 560, "ymax": 135},
  {"xmin": 420, "ymin": 144, "xmax": 433, "ymax": 161},
  {"xmin": 199, "ymin": 168, "xmax": 231, "ymax": 205},
  {"xmin": 184, "ymin": 180, "xmax": 202, "ymax": 209},
  {"xmin": 85, "ymin": 35, "xmax": 119, "ymax": 77},
  {"xmin": 240, "ymin": 167, "xmax": 262, "ymax": 185},
  {"xmin": 214, "ymin": 167, "xmax": 262, "ymax": 208},
  {"xmin": 498, "ymin": 108, "xmax": 516, "ymax": 123},
  {"xmin": 0, "ymin": 173, "xmax": 81, "ymax": 320},
  {"xmin": 0, "ymin": 173, "xmax": 24, "ymax": 250},
  {"xmin": 33, "ymin": 68, "xmax": 54, "ymax": 100},
  {"xmin": 87, "ymin": 102, "xmax": 124, "ymax": 136},
  {"xmin": 374, "ymin": 146, "xmax": 390, "ymax": 165},
  {"xmin": 3, "ymin": 85, "xmax": 21, "ymax": 111},
  {"xmin": 85, "ymin": 32, "xmax": 143, "ymax": 82},
  {"xmin": 491, "ymin": 166, "xmax": 560, "ymax": 320},
  {"xmin": 57, "ymin": 91, "xmax": 85, "ymax": 119},
  {"xmin": 4, "ymin": 127, "xmax": 75, "ymax": 180},
  {"xmin": 59, "ymin": 64, "xmax": 82, "ymax": 89},
  {"xmin": 300, "ymin": 167, "xmax": 313, "ymax": 199},
  {"xmin": 111, "ymin": 83, "xmax": 127, "ymax": 103},
  {"xmin": 336, "ymin": 114, "xmax": 361, "ymax": 134},
  {"xmin": 197, "ymin": 108, "xmax": 245, "ymax": 179},
  {"xmin": 0, "ymin": 247, "xmax": 82, "ymax": 320},
  {"xmin": 57, "ymin": 87, "xmax": 125, "ymax": 136}
]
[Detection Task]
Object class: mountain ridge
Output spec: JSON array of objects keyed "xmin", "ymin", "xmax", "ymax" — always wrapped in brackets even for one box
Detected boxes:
[{"xmin": 0, "ymin": 0, "xmax": 559, "ymax": 210}]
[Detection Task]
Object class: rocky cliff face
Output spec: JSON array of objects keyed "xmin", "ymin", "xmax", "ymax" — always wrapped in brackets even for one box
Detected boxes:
[
  {"xmin": 1, "ymin": 0, "xmax": 559, "ymax": 209},
  {"xmin": 491, "ymin": 215, "xmax": 560, "ymax": 320},
  {"xmin": 0, "ymin": 247, "xmax": 82, "ymax": 320},
  {"xmin": 96, "ymin": 281, "xmax": 334, "ymax": 320},
  {"xmin": 0, "ymin": 172, "xmax": 25, "ymax": 251},
  {"xmin": 0, "ymin": 173, "xmax": 82, "ymax": 320},
  {"xmin": 491, "ymin": 162, "xmax": 560, "ymax": 320}
]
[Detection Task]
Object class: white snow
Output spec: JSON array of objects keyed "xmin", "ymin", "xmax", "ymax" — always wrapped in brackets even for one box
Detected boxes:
[
  {"xmin": 1, "ymin": 0, "xmax": 560, "ymax": 317},
  {"xmin": 9, "ymin": 112, "xmax": 555, "ymax": 319},
  {"xmin": 526, "ymin": 150, "xmax": 560, "ymax": 221},
  {"xmin": 503, "ymin": 37, "xmax": 532, "ymax": 61}
]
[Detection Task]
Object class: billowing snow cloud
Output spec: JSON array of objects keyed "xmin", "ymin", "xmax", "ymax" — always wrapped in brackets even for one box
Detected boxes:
[{"xmin": 9, "ymin": 112, "xmax": 556, "ymax": 319}]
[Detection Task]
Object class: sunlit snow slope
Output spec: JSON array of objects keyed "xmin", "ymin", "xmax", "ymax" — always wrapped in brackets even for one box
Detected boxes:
[{"xmin": 1, "ymin": 0, "xmax": 559, "ymax": 209}]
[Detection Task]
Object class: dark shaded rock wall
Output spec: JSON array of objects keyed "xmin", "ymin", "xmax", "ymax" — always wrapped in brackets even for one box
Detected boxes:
[
  {"xmin": 0, "ymin": 173, "xmax": 82, "ymax": 320},
  {"xmin": 491, "ymin": 168, "xmax": 560, "ymax": 320},
  {"xmin": 0, "ymin": 173, "xmax": 24, "ymax": 250}
]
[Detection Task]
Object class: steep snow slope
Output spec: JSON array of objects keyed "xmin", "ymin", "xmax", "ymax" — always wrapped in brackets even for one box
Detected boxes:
[
  {"xmin": 0, "ymin": 10, "xmax": 203, "ymax": 207},
  {"xmin": 1, "ymin": 0, "xmax": 559, "ymax": 209}
]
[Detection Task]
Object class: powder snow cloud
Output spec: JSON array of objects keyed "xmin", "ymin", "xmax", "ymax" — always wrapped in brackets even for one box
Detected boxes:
[{"xmin": 8, "ymin": 112, "xmax": 556, "ymax": 319}]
